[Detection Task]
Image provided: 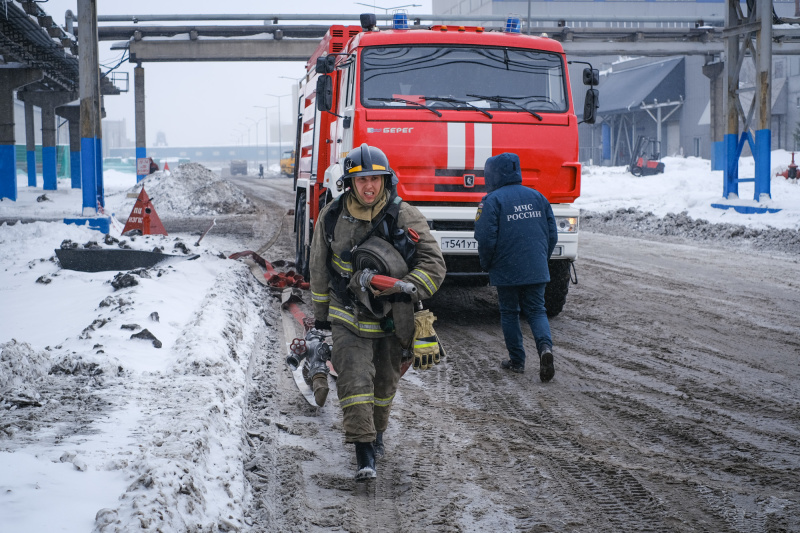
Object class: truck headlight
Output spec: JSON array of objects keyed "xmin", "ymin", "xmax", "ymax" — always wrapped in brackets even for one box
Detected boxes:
[{"xmin": 556, "ymin": 216, "xmax": 578, "ymax": 233}]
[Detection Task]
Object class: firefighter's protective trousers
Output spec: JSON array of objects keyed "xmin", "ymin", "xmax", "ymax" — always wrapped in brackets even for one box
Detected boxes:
[{"xmin": 332, "ymin": 323, "xmax": 403, "ymax": 442}]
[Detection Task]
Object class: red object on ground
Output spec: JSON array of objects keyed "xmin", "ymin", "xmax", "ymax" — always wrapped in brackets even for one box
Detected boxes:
[
  {"xmin": 164, "ymin": 161, "xmax": 170, "ymax": 172},
  {"xmin": 122, "ymin": 187, "xmax": 168, "ymax": 235}
]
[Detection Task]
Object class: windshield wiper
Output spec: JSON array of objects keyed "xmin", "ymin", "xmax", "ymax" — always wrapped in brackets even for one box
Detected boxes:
[
  {"xmin": 466, "ymin": 94, "xmax": 542, "ymax": 121},
  {"xmin": 420, "ymin": 96, "xmax": 493, "ymax": 119},
  {"xmin": 368, "ymin": 97, "xmax": 442, "ymax": 117}
]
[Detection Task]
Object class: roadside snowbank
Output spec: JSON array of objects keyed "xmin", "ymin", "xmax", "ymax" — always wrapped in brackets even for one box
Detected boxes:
[{"xmin": 1, "ymin": 167, "xmax": 275, "ymax": 532}]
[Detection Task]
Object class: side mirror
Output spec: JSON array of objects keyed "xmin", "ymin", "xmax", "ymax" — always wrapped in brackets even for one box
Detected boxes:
[
  {"xmin": 316, "ymin": 55, "xmax": 336, "ymax": 75},
  {"xmin": 583, "ymin": 67, "xmax": 599, "ymax": 86},
  {"xmin": 583, "ymin": 88, "xmax": 599, "ymax": 124},
  {"xmin": 316, "ymin": 75, "xmax": 333, "ymax": 112}
]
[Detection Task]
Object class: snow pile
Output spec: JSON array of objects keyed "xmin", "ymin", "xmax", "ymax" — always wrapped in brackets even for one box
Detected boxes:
[
  {"xmin": 581, "ymin": 208, "xmax": 800, "ymax": 254},
  {"xmin": 0, "ymin": 164, "xmax": 275, "ymax": 532},
  {"xmin": 0, "ymin": 340, "xmax": 51, "ymax": 405},
  {"xmin": 128, "ymin": 163, "xmax": 257, "ymax": 217},
  {"xmin": 576, "ymin": 152, "xmax": 800, "ymax": 254}
]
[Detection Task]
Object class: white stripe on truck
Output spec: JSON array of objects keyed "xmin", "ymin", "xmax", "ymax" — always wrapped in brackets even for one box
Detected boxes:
[
  {"xmin": 474, "ymin": 123, "xmax": 492, "ymax": 169},
  {"xmin": 447, "ymin": 122, "xmax": 466, "ymax": 169}
]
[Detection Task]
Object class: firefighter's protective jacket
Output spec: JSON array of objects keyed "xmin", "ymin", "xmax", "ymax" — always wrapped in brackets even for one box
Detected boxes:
[
  {"xmin": 474, "ymin": 152, "xmax": 558, "ymax": 286},
  {"xmin": 310, "ymin": 190, "xmax": 446, "ymax": 339}
]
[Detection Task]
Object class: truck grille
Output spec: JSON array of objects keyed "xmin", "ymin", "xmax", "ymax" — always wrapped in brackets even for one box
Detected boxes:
[{"xmin": 428, "ymin": 220, "xmax": 475, "ymax": 232}]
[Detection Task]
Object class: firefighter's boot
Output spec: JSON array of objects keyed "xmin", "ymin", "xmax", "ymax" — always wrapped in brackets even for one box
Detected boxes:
[
  {"xmin": 373, "ymin": 432, "xmax": 385, "ymax": 460},
  {"xmin": 355, "ymin": 442, "xmax": 377, "ymax": 481}
]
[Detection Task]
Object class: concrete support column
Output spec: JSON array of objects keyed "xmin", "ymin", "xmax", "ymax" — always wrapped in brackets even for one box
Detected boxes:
[
  {"xmin": 723, "ymin": 0, "xmax": 741, "ymax": 200},
  {"xmin": 702, "ymin": 60, "xmax": 725, "ymax": 170},
  {"xmin": 56, "ymin": 105, "xmax": 81, "ymax": 189},
  {"xmin": 0, "ymin": 67, "xmax": 43, "ymax": 201},
  {"xmin": 135, "ymin": 65, "xmax": 147, "ymax": 182},
  {"xmin": 40, "ymin": 104, "xmax": 57, "ymax": 190},
  {"xmin": 17, "ymin": 90, "xmax": 79, "ymax": 191},
  {"xmin": 24, "ymin": 100, "xmax": 36, "ymax": 186},
  {"xmin": 79, "ymin": 0, "xmax": 103, "ymax": 216},
  {"xmin": 755, "ymin": 0, "xmax": 772, "ymax": 200}
]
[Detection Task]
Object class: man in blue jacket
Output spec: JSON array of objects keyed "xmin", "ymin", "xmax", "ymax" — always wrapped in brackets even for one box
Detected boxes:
[{"xmin": 474, "ymin": 152, "xmax": 558, "ymax": 381}]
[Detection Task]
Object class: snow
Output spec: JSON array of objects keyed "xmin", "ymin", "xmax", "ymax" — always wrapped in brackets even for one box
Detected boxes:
[
  {"xmin": 1, "ymin": 152, "xmax": 799, "ymax": 532},
  {"xmin": 577, "ymin": 152, "xmax": 800, "ymax": 230}
]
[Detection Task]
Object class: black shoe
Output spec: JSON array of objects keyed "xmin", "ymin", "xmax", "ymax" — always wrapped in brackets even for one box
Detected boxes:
[
  {"xmin": 354, "ymin": 442, "xmax": 376, "ymax": 481},
  {"xmin": 539, "ymin": 347, "xmax": 555, "ymax": 383},
  {"xmin": 501, "ymin": 359, "xmax": 525, "ymax": 373},
  {"xmin": 373, "ymin": 432, "xmax": 385, "ymax": 461}
]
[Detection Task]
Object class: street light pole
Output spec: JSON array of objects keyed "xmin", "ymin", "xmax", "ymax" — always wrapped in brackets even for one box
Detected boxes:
[
  {"xmin": 265, "ymin": 93, "xmax": 290, "ymax": 165},
  {"xmin": 254, "ymin": 105, "xmax": 276, "ymax": 171}
]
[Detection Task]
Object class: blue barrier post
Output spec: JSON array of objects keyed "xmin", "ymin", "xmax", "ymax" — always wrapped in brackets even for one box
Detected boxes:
[
  {"xmin": 754, "ymin": 128, "xmax": 771, "ymax": 200},
  {"xmin": 722, "ymin": 133, "xmax": 738, "ymax": 199},
  {"xmin": 42, "ymin": 145, "xmax": 57, "ymax": 190},
  {"xmin": 81, "ymin": 137, "xmax": 96, "ymax": 213},
  {"xmin": 0, "ymin": 145, "xmax": 16, "ymax": 200},
  {"xmin": 26, "ymin": 150, "xmax": 37, "ymax": 187}
]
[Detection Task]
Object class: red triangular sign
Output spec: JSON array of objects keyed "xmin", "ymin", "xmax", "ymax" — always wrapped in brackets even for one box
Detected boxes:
[
  {"xmin": 164, "ymin": 161, "xmax": 170, "ymax": 172},
  {"xmin": 122, "ymin": 187, "xmax": 168, "ymax": 235}
]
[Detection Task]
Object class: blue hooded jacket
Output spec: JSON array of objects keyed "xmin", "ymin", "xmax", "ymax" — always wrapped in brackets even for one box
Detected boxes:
[{"xmin": 474, "ymin": 152, "xmax": 558, "ymax": 286}]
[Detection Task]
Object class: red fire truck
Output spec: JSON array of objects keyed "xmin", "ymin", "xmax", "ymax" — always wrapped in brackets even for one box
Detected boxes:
[{"xmin": 292, "ymin": 13, "xmax": 598, "ymax": 316}]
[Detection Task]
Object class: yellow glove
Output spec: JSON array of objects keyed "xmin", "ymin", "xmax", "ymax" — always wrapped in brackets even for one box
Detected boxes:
[{"xmin": 412, "ymin": 310, "xmax": 440, "ymax": 370}]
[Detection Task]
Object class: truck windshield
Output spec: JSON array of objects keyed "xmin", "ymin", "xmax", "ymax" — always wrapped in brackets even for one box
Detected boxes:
[{"xmin": 361, "ymin": 46, "xmax": 567, "ymax": 113}]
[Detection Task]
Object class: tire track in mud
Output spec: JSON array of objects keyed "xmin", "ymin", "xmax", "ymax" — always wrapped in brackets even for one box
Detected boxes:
[{"xmin": 430, "ymin": 285, "xmax": 670, "ymax": 532}]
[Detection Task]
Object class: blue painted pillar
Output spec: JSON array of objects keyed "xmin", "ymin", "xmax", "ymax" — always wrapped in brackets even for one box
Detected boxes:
[
  {"xmin": 41, "ymin": 105, "xmax": 58, "ymax": 190},
  {"xmin": 81, "ymin": 137, "xmax": 97, "ymax": 213},
  {"xmin": 70, "ymin": 151, "xmax": 81, "ymax": 189},
  {"xmin": 0, "ymin": 145, "xmax": 15, "ymax": 200},
  {"xmin": 754, "ymin": 128, "xmax": 771, "ymax": 200},
  {"xmin": 0, "ymin": 68, "xmax": 43, "ymax": 201},
  {"xmin": 95, "ymin": 137, "xmax": 104, "ymax": 208},
  {"xmin": 24, "ymin": 100, "xmax": 37, "ymax": 187},
  {"xmin": 722, "ymin": 133, "xmax": 738, "ymax": 199},
  {"xmin": 42, "ymin": 146, "xmax": 57, "ymax": 190},
  {"xmin": 711, "ymin": 141, "xmax": 724, "ymax": 171}
]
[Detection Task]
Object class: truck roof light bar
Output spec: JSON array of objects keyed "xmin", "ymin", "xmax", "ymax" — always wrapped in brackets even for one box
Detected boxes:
[
  {"xmin": 393, "ymin": 13, "xmax": 409, "ymax": 30},
  {"xmin": 505, "ymin": 15, "xmax": 521, "ymax": 33}
]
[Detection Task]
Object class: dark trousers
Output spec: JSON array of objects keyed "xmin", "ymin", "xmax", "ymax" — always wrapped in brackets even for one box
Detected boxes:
[{"xmin": 496, "ymin": 283, "xmax": 552, "ymax": 367}]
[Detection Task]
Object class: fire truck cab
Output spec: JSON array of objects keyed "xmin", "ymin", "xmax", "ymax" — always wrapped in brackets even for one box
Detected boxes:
[{"xmin": 292, "ymin": 13, "xmax": 598, "ymax": 316}]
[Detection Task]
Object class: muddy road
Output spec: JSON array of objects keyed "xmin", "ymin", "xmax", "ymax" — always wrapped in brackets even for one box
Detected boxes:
[{"xmin": 230, "ymin": 176, "xmax": 800, "ymax": 532}]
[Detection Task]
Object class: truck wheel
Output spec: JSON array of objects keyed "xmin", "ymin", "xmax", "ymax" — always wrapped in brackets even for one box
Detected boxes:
[
  {"xmin": 295, "ymin": 194, "xmax": 311, "ymax": 280},
  {"xmin": 544, "ymin": 260, "xmax": 571, "ymax": 317}
]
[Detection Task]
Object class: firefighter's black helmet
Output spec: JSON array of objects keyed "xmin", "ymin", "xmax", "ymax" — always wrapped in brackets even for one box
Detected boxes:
[{"xmin": 342, "ymin": 143, "xmax": 393, "ymax": 188}]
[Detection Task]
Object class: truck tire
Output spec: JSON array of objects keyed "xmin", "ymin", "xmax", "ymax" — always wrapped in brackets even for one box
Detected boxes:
[
  {"xmin": 295, "ymin": 194, "xmax": 311, "ymax": 280},
  {"xmin": 544, "ymin": 260, "xmax": 571, "ymax": 317}
]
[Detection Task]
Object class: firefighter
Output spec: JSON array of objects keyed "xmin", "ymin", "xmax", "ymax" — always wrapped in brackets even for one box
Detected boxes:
[
  {"xmin": 474, "ymin": 152, "xmax": 558, "ymax": 382},
  {"xmin": 309, "ymin": 143, "xmax": 446, "ymax": 481}
]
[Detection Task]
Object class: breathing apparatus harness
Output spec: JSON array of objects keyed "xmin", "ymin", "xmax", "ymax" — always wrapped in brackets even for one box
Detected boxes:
[{"xmin": 322, "ymin": 186, "xmax": 417, "ymax": 307}]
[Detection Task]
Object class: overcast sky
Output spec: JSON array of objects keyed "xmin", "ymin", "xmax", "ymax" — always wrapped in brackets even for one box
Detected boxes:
[{"xmin": 40, "ymin": 1, "xmax": 433, "ymax": 148}]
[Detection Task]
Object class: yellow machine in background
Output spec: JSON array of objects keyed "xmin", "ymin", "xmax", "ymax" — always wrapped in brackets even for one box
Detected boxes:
[{"xmin": 280, "ymin": 150, "xmax": 295, "ymax": 177}]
